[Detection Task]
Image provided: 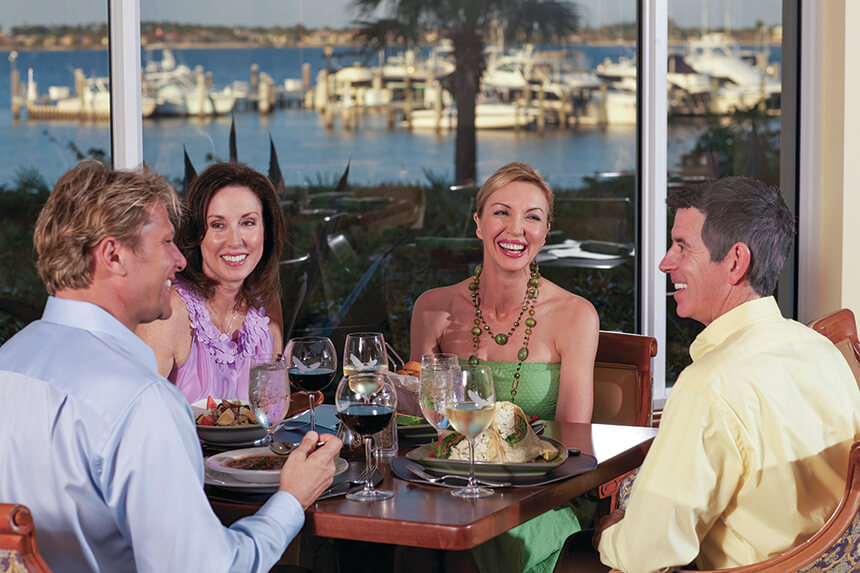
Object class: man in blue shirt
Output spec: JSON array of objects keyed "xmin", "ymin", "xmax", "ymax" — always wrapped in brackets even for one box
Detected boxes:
[{"xmin": 0, "ymin": 160, "xmax": 342, "ymax": 572}]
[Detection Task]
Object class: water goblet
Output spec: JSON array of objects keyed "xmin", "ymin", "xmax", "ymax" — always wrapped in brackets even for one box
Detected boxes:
[
  {"xmin": 248, "ymin": 354, "xmax": 291, "ymax": 449},
  {"xmin": 335, "ymin": 373, "xmax": 398, "ymax": 501},
  {"xmin": 419, "ymin": 353, "xmax": 460, "ymax": 437},
  {"xmin": 446, "ymin": 365, "xmax": 496, "ymax": 498},
  {"xmin": 284, "ymin": 336, "xmax": 337, "ymax": 434}
]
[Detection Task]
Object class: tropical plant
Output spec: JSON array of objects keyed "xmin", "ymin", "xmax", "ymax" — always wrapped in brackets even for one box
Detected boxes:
[
  {"xmin": 353, "ymin": 0, "xmax": 580, "ymax": 184},
  {"xmin": 0, "ymin": 169, "xmax": 51, "ymax": 343}
]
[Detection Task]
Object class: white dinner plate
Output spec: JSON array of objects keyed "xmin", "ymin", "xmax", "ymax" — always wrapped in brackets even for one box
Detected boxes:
[
  {"xmin": 205, "ymin": 467, "xmax": 279, "ymax": 494},
  {"xmin": 191, "ymin": 399, "xmax": 267, "ymax": 445},
  {"xmin": 205, "ymin": 447, "xmax": 348, "ymax": 484}
]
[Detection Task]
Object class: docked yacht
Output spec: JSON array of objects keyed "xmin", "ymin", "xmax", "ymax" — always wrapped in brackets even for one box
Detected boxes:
[{"xmin": 143, "ymin": 49, "xmax": 237, "ymax": 116}]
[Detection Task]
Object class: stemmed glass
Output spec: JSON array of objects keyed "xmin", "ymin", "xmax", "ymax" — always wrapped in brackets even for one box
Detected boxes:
[
  {"xmin": 284, "ymin": 336, "xmax": 337, "ymax": 434},
  {"xmin": 248, "ymin": 354, "xmax": 291, "ymax": 449},
  {"xmin": 343, "ymin": 332, "xmax": 389, "ymax": 377},
  {"xmin": 419, "ymin": 353, "xmax": 460, "ymax": 437},
  {"xmin": 335, "ymin": 373, "xmax": 398, "ymax": 501},
  {"xmin": 446, "ymin": 365, "xmax": 496, "ymax": 498}
]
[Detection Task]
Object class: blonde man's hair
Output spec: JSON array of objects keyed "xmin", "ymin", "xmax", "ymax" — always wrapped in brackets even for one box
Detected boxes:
[
  {"xmin": 475, "ymin": 161, "xmax": 554, "ymax": 222},
  {"xmin": 34, "ymin": 160, "xmax": 180, "ymax": 295}
]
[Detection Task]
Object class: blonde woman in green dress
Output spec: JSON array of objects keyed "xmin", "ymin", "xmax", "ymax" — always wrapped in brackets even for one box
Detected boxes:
[
  {"xmin": 410, "ymin": 161, "xmax": 599, "ymax": 424},
  {"xmin": 409, "ymin": 161, "xmax": 600, "ymax": 573}
]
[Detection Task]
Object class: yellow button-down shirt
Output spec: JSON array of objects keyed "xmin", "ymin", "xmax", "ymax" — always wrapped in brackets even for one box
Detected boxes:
[{"xmin": 599, "ymin": 297, "xmax": 860, "ymax": 573}]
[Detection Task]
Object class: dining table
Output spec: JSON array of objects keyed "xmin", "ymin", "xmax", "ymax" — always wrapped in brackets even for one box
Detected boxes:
[{"xmin": 206, "ymin": 415, "xmax": 657, "ymax": 552}]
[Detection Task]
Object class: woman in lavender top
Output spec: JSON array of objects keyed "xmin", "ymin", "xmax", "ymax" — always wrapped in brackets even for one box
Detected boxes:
[{"xmin": 137, "ymin": 162, "xmax": 284, "ymax": 403}]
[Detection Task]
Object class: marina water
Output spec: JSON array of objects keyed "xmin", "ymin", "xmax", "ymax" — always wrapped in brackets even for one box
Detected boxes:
[{"xmin": 0, "ymin": 44, "xmax": 781, "ymax": 189}]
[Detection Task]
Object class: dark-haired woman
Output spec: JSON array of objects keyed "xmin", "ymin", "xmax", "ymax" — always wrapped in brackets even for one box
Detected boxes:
[{"xmin": 137, "ymin": 162, "xmax": 284, "ymax": 403}]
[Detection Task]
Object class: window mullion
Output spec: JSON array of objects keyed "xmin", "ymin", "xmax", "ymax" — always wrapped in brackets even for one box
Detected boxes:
[
  {"xmin": 640, "ymin": 0, "xmax": 668, "ymax": 403},
  {"xmin": 108, "ymin": 0, "xmax": 143, "ymax": 169}
]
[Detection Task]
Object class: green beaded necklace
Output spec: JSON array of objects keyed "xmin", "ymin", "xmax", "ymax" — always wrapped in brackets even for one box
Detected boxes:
[{"xmin": 468, "ymin": 261, "xmax": 540, "ymax": 402}]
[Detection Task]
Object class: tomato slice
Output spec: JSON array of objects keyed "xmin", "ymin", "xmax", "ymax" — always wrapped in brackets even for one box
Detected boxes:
[{"xmin": 206, "ymin": 396, "xmax": 217, "ymax": 410}]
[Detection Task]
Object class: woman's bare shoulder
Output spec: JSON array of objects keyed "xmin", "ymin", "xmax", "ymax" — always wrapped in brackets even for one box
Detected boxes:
[
  {"xmin": 541, "ymin": 280, "xmax": 599, "ymax": 326},
  {"xmin": 413, "ymin": 279, "xmax": 471, "ymax": 313}
]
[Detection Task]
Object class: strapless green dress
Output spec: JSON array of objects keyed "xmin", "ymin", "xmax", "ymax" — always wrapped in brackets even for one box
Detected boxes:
[
  {"xmin": 460, "ymin": 360, "xmax": 581, "ymax": 573},
  {"xmin": 466, "ymin": 360, "xmax": 561, "ymax": 420}
]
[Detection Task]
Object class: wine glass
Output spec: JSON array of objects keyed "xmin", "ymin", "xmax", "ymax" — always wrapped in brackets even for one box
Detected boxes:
[
  {"xmin": 419, "ymin": 353, "xmax": 460, "ymax": 437},
  {"xmin": 343, "ymin": 332, "xmax": 389, "ymax": 377},
  {"xmin": 446, "ymin": 365, "xmax": 496, "ymax": 498},
  {"xmin": 335, "ymin": 373, "xmax": 398, "ymax": 501},
  {"xmin": 248, "ymin": 354, "xmax": 291, "ymax": 449},
  {"xmin": 284, "ymin": 336, "xmax": 337, "ymax": 434}
]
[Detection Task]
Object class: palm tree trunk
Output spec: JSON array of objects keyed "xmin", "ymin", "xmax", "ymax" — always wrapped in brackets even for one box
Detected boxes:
[{"xmin": 452, "ymin": 30, "xmax": 485, "ymax": 186}]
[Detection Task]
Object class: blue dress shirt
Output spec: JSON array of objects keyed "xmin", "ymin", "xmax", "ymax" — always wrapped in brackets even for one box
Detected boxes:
[{"xmin": 0, "ymin": 297, "xmax": 304, "ymax": 572}]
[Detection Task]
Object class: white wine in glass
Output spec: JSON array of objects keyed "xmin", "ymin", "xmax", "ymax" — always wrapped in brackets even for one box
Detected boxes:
[
  {"xmin": 446, "ymin": 365, "xmax": 496, "ymax": 498},
  {"xmin": 343, "ymin": 332, "xmax": 389, "ymax": 377}
]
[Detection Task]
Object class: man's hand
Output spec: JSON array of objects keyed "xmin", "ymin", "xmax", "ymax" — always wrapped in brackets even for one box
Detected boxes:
[
  {"xmin": 593, "ymin": 508, "xmax": 625, "ymax": 550},
  {"xmin": 279, "ymin": 431, "xmax": 343, "ymax": 508}
]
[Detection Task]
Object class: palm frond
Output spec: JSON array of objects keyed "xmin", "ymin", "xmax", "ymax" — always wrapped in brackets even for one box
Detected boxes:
[
  {"xmin": 335, "ymin": 159, "xmax": 351, "ymax": 192},
  {"xmin": 355, "ymin": 18, "xmax": 420, "ymax": 51},
  {"xmin": 183, "ymin": 146, "xmax": 197, "ymax": 193},
  {"xmin": 501, "ymin": 0, "xmax": 579, "ymax": 44},
  {"xmin": 229, "ymin": 115, "xmax": 238, "ymax": 162},
  {"xmin": 268, "ymin": 135, "xmax": 286, "ymax": 199}
]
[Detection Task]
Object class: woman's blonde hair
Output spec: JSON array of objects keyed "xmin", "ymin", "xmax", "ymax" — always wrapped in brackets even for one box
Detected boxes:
[
  {"xmin": 34, "ymin": 160, "xmax": 180, "ymax": 295},
  {"xmin": 475, "ymin": 161, "xmax": 554, "ymax": 222}
]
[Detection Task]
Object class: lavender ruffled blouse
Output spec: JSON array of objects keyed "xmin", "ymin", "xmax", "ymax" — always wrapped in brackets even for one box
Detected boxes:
[{"xmin": 168, "ymin": 281, "xmax": 274, "ymax": 403}]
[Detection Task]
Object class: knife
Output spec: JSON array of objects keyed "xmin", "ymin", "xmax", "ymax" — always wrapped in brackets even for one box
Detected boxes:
[{"xmin": 318, "ymin": 478, "xmax": 354, "ymax": 500}]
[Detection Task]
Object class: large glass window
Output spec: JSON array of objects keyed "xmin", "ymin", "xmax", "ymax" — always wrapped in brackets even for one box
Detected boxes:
[
  {"xmin": 139, "ymin": 1, "xmax": 641, "ymax": 362},
  {"xmin": 664, "ymin": 0, "xmax": 788, "ymax": 385},
  {"xmin": 0, "ymin": 2, "xmax": 110, "ymax": 342},
  {"xmin": 0, "ymin": 1, "xmax": 802, "ymax": 398}
]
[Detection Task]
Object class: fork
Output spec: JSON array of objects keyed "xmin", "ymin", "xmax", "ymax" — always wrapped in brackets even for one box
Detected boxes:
[
  {"xmin": 350, "ymin": 460, "xmax": 379, "ymax": 484},
  {"xmin": 406, "ymin": 464, "xmax": 511, "ymax": 488}
]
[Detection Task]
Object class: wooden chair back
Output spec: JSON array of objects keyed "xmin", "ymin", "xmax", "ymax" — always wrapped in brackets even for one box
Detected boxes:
[
  {"xmin": 591, "ymin": 331, "xmax": 657, "ymax": 519},
  {"xmin": 0, "ymin": 504, "xmax": 51, "ymax": 572},
  {"xmin": 809, "ymin": 308, "xmax": 860, "ymax": 389},
  {"xmin": 592, "ymin": 331, "xmax": 658, "ymax": 427}
]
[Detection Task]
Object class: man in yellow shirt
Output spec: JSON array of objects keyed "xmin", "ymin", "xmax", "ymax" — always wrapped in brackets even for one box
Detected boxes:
[{"xmin": 597, "ymin": 176, "xmax": 860, "ymax": 573}]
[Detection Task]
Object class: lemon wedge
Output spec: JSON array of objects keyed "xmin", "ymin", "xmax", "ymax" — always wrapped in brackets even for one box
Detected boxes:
[{"xmin": 216, "ymin": 408, "xmax": 236, "ymax": 426}]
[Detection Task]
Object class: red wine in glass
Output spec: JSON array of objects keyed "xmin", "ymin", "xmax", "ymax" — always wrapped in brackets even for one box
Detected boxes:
[
  {"xmin": 284, "ymin": 336, "xmax": 337, "ymax": 434},
  {"xmin": 338, "ymin": 404, "xmax": 394, "ymax": 435},
  {"xmin": 288, "ymin": 368, "xmax": 336, "ymax": 392}
]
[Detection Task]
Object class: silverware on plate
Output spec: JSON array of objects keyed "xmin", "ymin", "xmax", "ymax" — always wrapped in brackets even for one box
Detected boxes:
[{"xmin": 406, "ymin": 464, "xmax": 511, "ymax": 488}]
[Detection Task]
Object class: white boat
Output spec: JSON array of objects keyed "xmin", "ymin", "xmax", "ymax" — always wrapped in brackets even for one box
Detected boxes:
[
  {"xmin": 682, "ymin": 33, "xmax": 780, "ymax": 113},
  {"xmin": 409, "ymin": 102, "xmax": 537, "ymax": 130},
  {"xmin": 151, "ymin": 75, "xmax": 237, "ymax": 116},
  {"xmin": 380, "ymin": 44, "xmax": 455, "ymax": 83},
  {"xmin": 596, "ymin": 55, "xmax": 711, "ymax": 96},
  {"xmin": 41, "ymin": 75, "xmax": 156, "ymax": 119},
  {"xmin": 143, "ymin": 49, "xmax": 237, "ymax": 116},
  {"xmin": 480, "ymin": 45, "xmax": 601, "ymax": 123}
]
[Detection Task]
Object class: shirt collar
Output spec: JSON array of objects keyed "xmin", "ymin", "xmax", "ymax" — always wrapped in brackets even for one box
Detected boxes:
[
  {"xmin": 41, "ymin": 296, "xmax": 159, "ymax": 374},
  {"xmin": 689, "ymin": 296, "xmax": 782, "ymax": 362}
]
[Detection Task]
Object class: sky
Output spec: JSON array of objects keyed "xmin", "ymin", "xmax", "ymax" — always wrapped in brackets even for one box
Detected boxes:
[{"xmin": 3, "ymin": 0, "xmax": 783, "ymax": 31}]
